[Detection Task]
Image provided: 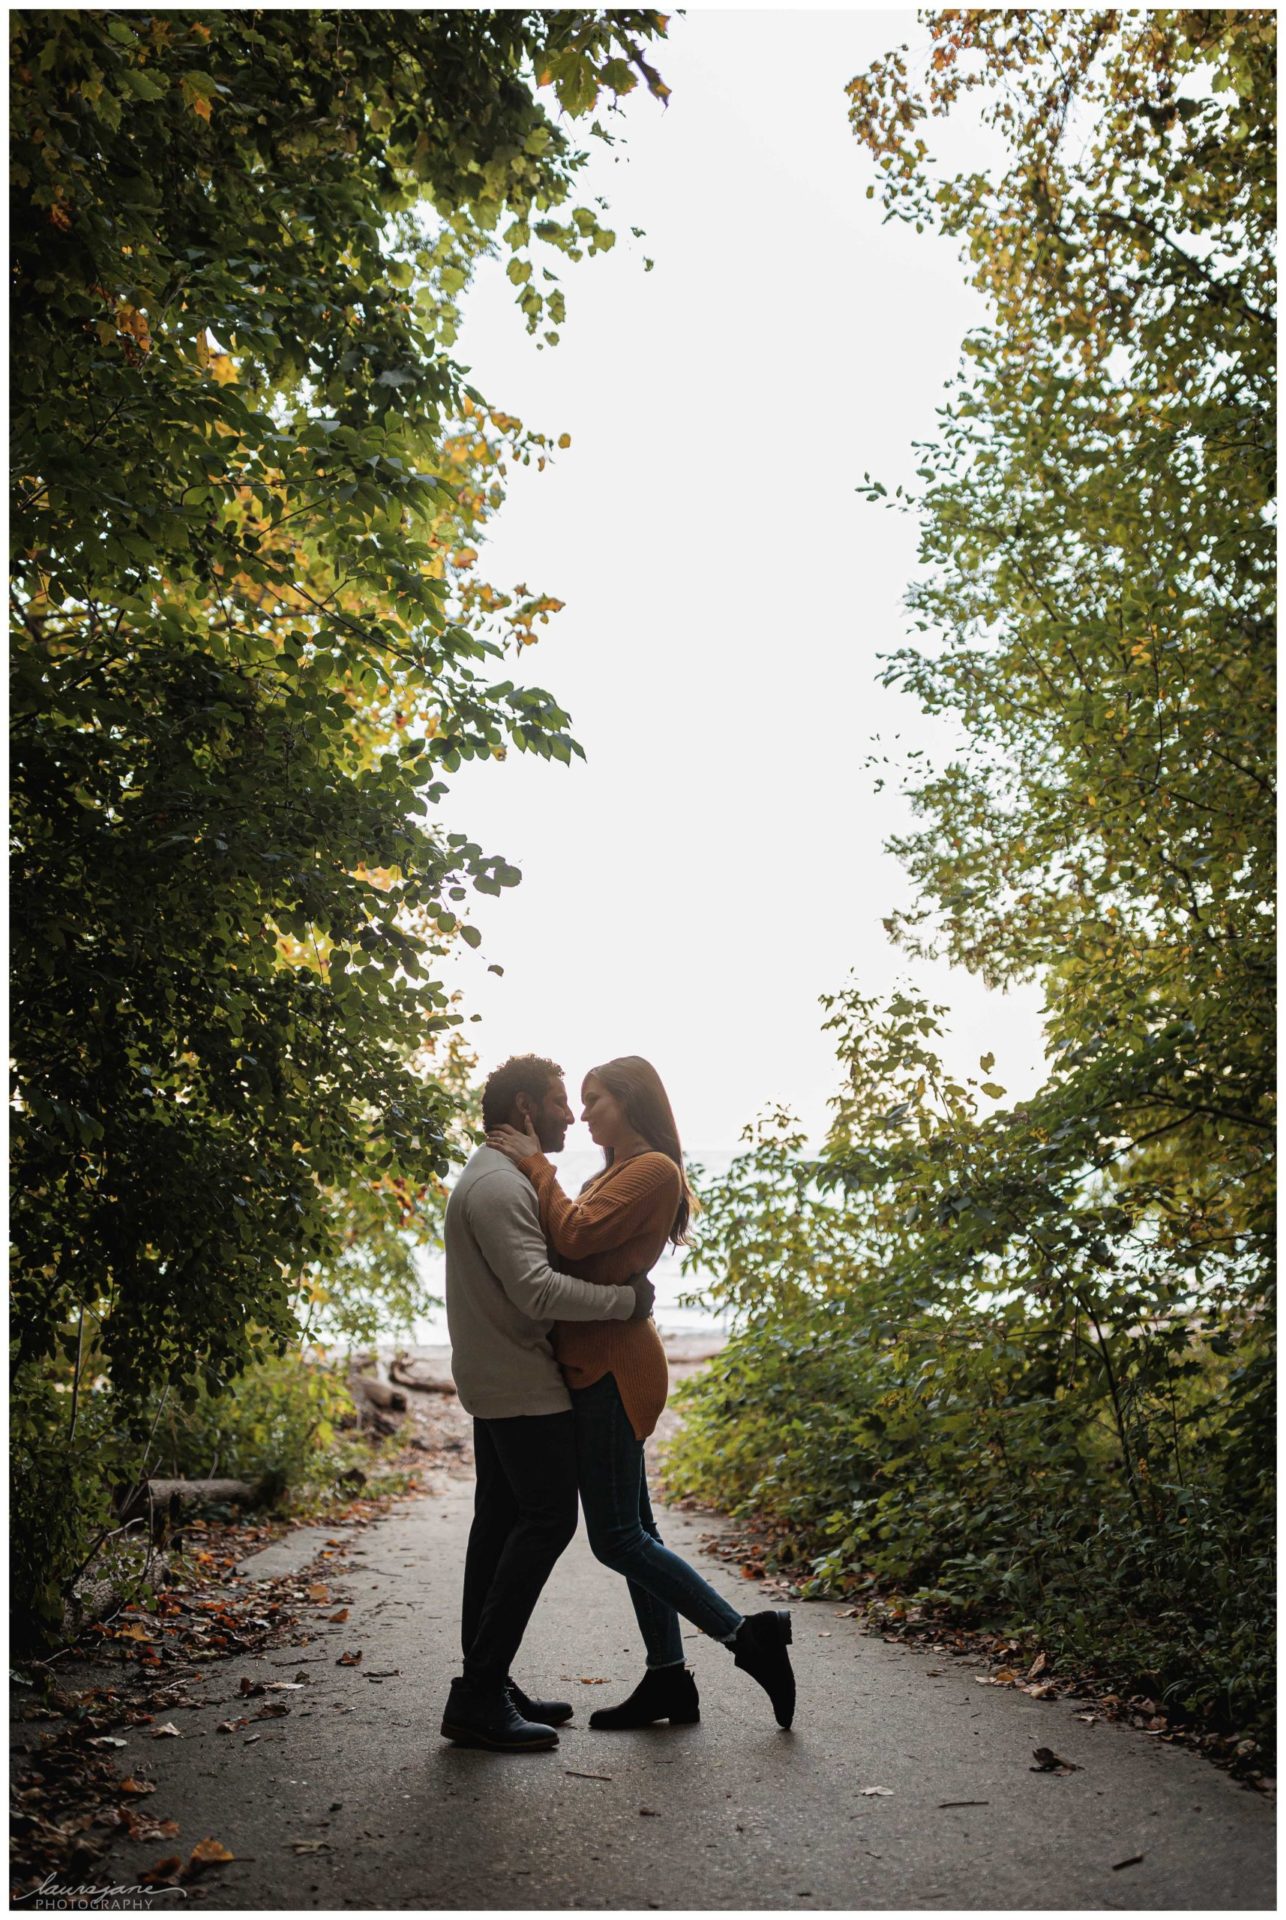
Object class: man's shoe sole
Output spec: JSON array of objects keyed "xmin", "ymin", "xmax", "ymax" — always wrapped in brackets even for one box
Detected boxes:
[{"xmin": 440, "ymin": 1717, "xmax": 558, "ymax": 1752}]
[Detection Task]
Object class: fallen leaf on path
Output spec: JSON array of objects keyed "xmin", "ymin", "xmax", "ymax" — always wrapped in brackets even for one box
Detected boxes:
[
  {"xmin": 87, "ymin": 1735, "xmax": 129, "ymax": 1748},
  {"xmin": 638, "ymin": 1808, "xmax": 659, "ymax": 1817},
  {"xmin": 336, "ymin": 1649, "xmax": 362, "ymax": 1666},
  {"xmin": 132, "ymin": 1819, "xmax": 181, "ymax": 1842},
  {"xmin": 1112, "ymin": 1853, "xmax": 1144, "ymax": 1871},
  {"xmin": 150, "ymin": 1723, "xmax": 182, "ymax": 1738},
  {"xmin": 1074, "ymin": 1713, "xmax": 1099, "ymax": 1726},
  {"xmin": 239, "ymin": 1677, "xmax": 266, "ymax": 1697},
  {"xmin": 573, "ymin": 1676, "xmax": 607, "ymax": 1685},
  {"xmin": 817, "ymin": 1631, "xmax": 831, "ymax": 1638},
  {"xmin": 119, "ymin": 1777, "xmax": 157, "ymax": 1796},
  {"xmin": 939, "ymin": 1799, "xmax": 989, "ymax": 1809},
  {"xmin": 1026, "ymin": 1651, "xmax": 1049, "ymax": 1680},
  {"xmin": 188, "ymin": 1837, "xmax": 235, "ymax": 1870},
  {"xmin": 307, "ymin": 1585, "xmax": 331, "ymax": 1604},
  {"xmin": 140, "ymin": 1855, "xmax": 183, "ymax": 1886},
  {"xmin": 243, "ymin": 1735, "xmax": 261, "ymax": 1746},
  {"xmin": 265, "ymin": 1681, "xmax": 305, "ymax": 1691},
  {"xmin": 290, "ymin": 1839, "xmax": 332, "ymax": 1853},
  {"xmin": 328, "ymin": 1608, "xmax": 349, "ymax": 1624},
  {"xmin": 1031, "ymin": 1747, "xmax": 1081, "ymax": 1774},
  {"xmin": 215, "ymin": 1718, "xmax": 249, "ymax": 1734},
  {"xmin": 253, "ymin": 1701, "xmax": 290, "ymax": 1719},
  {"xmin": 979, "ymin": 1667, "xmax": 1018, "ymax": 1686},
  {"xmin": 860, "ymin": 1787, "xmax": 894, "ymax": 1797},
  {"xmin": 117, "ymin": 1624, "xmax": 154, "ymax": 1642}
]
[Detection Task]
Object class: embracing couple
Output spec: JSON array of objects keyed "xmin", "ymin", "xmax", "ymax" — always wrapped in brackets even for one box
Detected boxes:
[{"xmin": 439, "ymin": 1052, "xmax": 795, "ymax": 1752}]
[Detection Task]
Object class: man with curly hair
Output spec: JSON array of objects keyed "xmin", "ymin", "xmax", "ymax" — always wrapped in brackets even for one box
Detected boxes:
[{"xmin": 439, "ymin": 1053, "xmax": 655, "ymax": 1752}]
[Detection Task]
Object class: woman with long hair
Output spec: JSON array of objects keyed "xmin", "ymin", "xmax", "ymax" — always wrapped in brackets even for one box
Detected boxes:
[{"xmin": 486, "ymin": 1054, "xmax": 795, "ymax": 1730}]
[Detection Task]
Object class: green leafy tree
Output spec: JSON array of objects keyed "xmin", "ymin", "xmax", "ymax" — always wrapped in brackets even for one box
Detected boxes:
[
  {"xmin": 673, "ymin": 12, "xmax": 1274, "ymax": 1747},
  {"xmin": 10, "ymin": 8, "xmax": 669, "ymax": 1634}
]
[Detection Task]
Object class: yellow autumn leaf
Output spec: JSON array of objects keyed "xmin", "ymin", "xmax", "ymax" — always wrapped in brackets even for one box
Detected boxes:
[
  {"xmin": 557, "ymin": 432, "xmax": 571, "ymax": 449},
  {"xmin": 452, "ymin": 546, "xmax": 478, "ymax": 568},
  {"xmin": 189, "ymin": 1838, "xmax": 235, "ymax": 1866},
  {"xmin": 193, "ymin": 95, "xmax": 212, "ymax": 121}
]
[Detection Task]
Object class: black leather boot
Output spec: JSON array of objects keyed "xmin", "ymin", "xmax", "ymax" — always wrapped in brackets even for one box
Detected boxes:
[
  {"xmin": 507, "ymin": 1677, "xmax": 573, "ymax": 1726},
  {"xmin": 440, "ymin": 1675, "xmax": 559, "ymax": 1751},
  {"xmin": 731, "ymin": 1610, "xmax": 795, "ymax": 1728},
  {"xmin": 589, "ymin": 1664, "xmax": 700, "ymax": 1730}
]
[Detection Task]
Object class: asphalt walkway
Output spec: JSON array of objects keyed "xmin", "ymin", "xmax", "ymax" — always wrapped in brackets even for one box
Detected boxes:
[{"xmin": 68, "ymin": 1465, "xmax": 1275, "ymax": 1910}]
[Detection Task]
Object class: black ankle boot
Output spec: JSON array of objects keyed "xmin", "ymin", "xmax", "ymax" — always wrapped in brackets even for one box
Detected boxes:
[
  {"xmin": 507, "ymin": 1677, "xmax": 573, "ymax": 1726},
  {"xmin": 731, "ymin": 1610, "xmax": 795, "ymax": 1728},
  {"xmin": 589, "ymin": 1665, "xmax": 700, "ymax": 1730},
  {"xmin": 440, "ymin": 1676, "xmax": 560, "ymax": 1752}
]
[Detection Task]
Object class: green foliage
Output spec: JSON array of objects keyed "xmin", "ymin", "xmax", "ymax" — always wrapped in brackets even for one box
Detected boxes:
[
  {"xmin": 674, "ymin": 1068, "xmax": 1273, "ymax": 1741},
  {"xmin": 673, "ymin": 13, "xmax": 1273, "ymax": 1749},
  {"xmin": 144, "ymin": 1351, "xmax": 353, "ymax": 1490},
  {"xmin": 299, "ymin": 1031, "xmax": 482, "ymax": 1345},
  {"xmin": 10, "ymin": 1356, "xmax": 136, "ymax": 1644},
  {"xmin": 9, "ymin": 9, "xmax": 668, "ymax": 1638}
]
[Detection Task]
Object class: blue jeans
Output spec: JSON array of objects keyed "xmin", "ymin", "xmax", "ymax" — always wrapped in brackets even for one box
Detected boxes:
[{"xmin": 572, "ymin": 1371, "xmax": 744, "ymax": 1668}]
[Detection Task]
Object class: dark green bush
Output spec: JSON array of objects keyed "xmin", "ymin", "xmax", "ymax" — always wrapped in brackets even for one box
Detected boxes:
[
  {"xmin": 143, "ymin": 1352, "xmax": 353, "ymax": 1489},
  {"xmin": 671, "ymin": 1090, "xmax": 1274, "ymax": 1750}
]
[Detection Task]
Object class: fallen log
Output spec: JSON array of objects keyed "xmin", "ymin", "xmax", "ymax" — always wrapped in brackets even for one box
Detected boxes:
[
  {"xmin": 145, "ymin": 1476, "xmax": 257, "ymax": 1506},
  {"xmin": 346, "ymin": 1372, "xmax": 407, "ymax": 1414},
  {"xmin": 389, "ymin": 1352, "xmax": 457, "ymax": 1396},
  {"xmin": 114, "ymin": 1477, "xmax": 260, "ymax": 1527}
]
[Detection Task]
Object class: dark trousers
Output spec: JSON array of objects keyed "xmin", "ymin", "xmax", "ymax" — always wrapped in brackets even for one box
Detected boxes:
[
  {"xmin": 460, "ymin": 1409, "xmax": 579, "ymax": 1690},
  {"xmin": 573, "ymin": 1372, "xmax": 742, "ymax": 1666}
]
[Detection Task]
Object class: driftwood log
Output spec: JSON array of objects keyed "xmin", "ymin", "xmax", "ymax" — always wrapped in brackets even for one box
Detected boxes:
[
  {"xmin": 347, "ymin": 1374, "xmax": 408, "ymax": 1420},
  {"xmin": 389, "ymin": 1351, "xmax": 457, "ymax": 1396},
  {"xmin": 346, "ymin": 1371, "xmax": 407, "ymax": 1414},
  {"xmin": 345, "ymin": 1353, "xmax": 408, "ymax": 1436}
]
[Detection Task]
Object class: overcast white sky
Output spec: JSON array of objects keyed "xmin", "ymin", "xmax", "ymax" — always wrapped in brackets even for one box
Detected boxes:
[{"xmin": 432, "ymin": 9, "xmax": 1048, "ymax": 1150}]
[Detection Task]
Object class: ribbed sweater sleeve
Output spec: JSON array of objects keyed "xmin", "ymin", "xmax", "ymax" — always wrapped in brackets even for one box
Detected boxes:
[
  {"xmin": 465, "ymin": 1171, "xmax": 633, "ymax": 1322},
  {"xmin": 522, "ymin": 1151, "xmax": 681, "ymax": 1262}
]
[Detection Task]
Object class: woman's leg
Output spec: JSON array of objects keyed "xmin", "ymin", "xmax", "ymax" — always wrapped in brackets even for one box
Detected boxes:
[{"xmin": 573, "ymin": 1374, "xmax": 744, "ymax": 1662}]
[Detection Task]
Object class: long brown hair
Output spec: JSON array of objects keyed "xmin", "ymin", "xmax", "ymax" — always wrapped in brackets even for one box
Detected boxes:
[{"xmin": 589, "ymin": 1055, "xmax": 697, "ymax": 1245}]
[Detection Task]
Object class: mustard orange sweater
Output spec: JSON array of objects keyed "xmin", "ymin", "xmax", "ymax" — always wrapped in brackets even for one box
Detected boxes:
[{"xmin": 520, "ymin": 1149, "xmax": 681, "ymax": 1441}]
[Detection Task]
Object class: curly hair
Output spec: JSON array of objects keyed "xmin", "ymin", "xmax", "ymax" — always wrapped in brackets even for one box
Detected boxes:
[{"xmin": 481, "ymin": 1053, "xmax": 563, "ymax": 1131}]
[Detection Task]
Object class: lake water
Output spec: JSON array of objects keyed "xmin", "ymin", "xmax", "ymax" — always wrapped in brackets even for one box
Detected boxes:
[{"xmin": 409, "ymin": 1145, "xmax": 739, "ymax": 1343}]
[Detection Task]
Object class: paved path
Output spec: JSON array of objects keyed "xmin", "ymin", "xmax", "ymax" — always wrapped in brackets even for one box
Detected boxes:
[{"xmin": 62, "ymin": 1463, "xmax": 1274, "ymax": 1911}]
